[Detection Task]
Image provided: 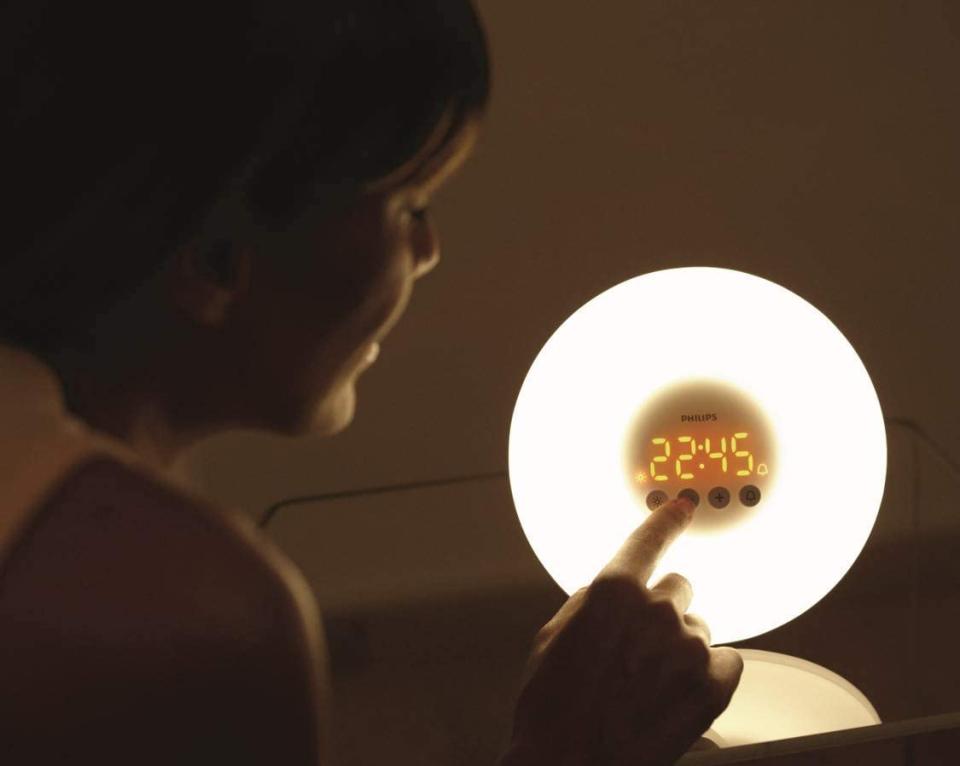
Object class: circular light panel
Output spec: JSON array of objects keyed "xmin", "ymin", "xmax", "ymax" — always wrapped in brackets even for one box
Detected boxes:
[{"xmin": 508, "ymin": 267, "xmax": 886, "ymax": 645}]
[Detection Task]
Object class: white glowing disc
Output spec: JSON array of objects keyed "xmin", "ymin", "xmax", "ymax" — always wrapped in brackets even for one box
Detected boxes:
[
  {"xmin": 708, "ymin": 650, "xmax": 880, "ymax": 746},
  {"xmin": 508, "ymin": 267, "xmax": 886, "ymax": 644}
]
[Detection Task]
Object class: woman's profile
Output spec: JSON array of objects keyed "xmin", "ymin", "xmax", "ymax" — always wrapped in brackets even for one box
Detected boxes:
[{"xmin": 0, "ymin": 2, "xmax": 741, "ymax": 763}]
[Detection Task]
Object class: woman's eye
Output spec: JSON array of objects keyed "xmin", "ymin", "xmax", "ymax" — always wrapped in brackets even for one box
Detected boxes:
[{"xmin": 409, "ymin": 206, "xmax": 430, "ymax": 222}]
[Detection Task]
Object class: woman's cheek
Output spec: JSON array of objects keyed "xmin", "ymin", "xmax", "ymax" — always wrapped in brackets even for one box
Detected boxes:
[{"xmin": 368, "ymin": 266, "xmax": 413, "ymax": 342}]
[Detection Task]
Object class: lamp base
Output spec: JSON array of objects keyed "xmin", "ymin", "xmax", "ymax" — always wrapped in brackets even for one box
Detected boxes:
[{"xmin": 702, "ymin": 649, "xmax": 880, "ymax": 748}]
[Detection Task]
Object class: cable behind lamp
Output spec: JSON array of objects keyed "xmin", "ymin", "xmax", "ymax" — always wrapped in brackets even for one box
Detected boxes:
[{"xmin": 257, "ymin": 468, "xmax": 508, "ymax": 529}]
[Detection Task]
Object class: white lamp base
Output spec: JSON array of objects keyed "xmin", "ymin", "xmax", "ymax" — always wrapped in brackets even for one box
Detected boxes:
[{"xmin": 703, "ymin": 649, "xmax": 880, "ymax": 747}]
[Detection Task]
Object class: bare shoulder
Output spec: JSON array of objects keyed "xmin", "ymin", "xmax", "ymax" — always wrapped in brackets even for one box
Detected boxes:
[{"xmin": 0, "ymin": 455, "xmax": 331, "ymax": 764}]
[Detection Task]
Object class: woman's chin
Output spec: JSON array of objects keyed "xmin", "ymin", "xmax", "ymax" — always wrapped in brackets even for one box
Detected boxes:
[{"xmin": 310, "ymin": 380, "xmax": 357, "ymax": 436}]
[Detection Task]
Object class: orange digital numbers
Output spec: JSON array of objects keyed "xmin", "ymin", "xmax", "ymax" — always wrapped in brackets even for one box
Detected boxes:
[
  {"xmin": 732, "ymin": 432, "xmax": 754, "ymax": 477},
  {"xmin": 650, "ymin": 437, "xmax": 670, "ymax": 482},
  {"xmin": 676, "ymin": 436, "xmax": 695, "ymax": 480},
  {"xmin": 649, "ymin": 432, "xmax": 756, "ymax": 479},
  {"xmin": 708, "ymin": 436, "xmax": 728, "ymax": 474}
]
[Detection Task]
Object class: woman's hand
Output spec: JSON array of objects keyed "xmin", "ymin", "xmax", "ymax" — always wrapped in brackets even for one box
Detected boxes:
[{"xmin": 501, "ymin": 497, "xmax": 743, "ymax": 766}]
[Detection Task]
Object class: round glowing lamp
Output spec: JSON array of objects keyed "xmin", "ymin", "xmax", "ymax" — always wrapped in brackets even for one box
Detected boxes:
[{"xmin": 508, "ymin": 266, "xmax": 887, "ymax": 744}]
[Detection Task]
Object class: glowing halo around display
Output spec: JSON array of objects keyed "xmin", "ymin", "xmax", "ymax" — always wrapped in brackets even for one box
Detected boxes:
[{"xmin": 507, "ymin": 267, "xmax": 887, "ymax": 645}]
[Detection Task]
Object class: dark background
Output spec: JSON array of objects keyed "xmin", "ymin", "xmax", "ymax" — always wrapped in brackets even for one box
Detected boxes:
[{"xmin": 176, "ymin": 2, "xmax": 960, "ymax": 762}]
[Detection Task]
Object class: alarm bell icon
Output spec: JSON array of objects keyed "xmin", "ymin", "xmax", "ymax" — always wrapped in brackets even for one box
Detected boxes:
[{"xmin": 757, "ymin": 463, "xmax": 769, "ymax": 476}]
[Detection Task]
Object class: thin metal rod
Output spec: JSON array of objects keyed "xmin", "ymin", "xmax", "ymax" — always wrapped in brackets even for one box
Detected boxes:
[
  {"xmin": 885, "ymin": 417, "xmax": 960, "ymax": 484},
  {"xmin": 258, "ymin": 469, "xmax": 509, "ymax": 529}
]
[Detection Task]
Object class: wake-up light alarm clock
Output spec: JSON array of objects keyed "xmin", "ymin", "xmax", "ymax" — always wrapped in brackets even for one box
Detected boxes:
[{"xmin": 508, "ymin": 266, "xmax": 887, "ymax": 746}]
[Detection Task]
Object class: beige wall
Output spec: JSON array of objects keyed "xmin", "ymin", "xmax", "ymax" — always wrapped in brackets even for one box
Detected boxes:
[
  {"xmin": 182, "ymin": 1, "xmax": 960, "ymax": 603},
  {"xmin": 177, "ymin": 4, "xmax": 960, "ymax": 762}
]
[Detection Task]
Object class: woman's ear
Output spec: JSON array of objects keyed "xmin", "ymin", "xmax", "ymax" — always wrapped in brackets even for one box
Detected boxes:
[{"xmin": 168, "ymin": 238, "xmax": 253, "ymax": 327}]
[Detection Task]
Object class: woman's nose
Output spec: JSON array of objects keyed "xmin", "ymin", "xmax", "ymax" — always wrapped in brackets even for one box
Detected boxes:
[{"xmin": 412, "ymin": 215, "xmax": 441, "ymax": 279}]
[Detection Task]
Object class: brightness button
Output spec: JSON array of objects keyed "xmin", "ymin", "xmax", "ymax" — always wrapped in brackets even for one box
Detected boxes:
[{"xmin": 646, "ymin": 490, "xmax": 669, "ymax": 511}]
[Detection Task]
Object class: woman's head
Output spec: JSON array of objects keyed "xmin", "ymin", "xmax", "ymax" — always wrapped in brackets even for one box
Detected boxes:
[{"xmin": 0, "ymin": 0, "xmax": 490, "ymax": 454}]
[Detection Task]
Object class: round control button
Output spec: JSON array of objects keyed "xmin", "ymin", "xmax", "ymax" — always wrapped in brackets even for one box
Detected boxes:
[
  {"xmin": 646, "ymin": 490, "xmax": 669, "ymax": 511},
  {"xmin": 678, "ymin": 488, "xmax": 700, "ymax": 509},
  {"xmin": 740, "ymin": 485, "xmax": 762, "ymax": 507},
  {"xmin": 708, "ymin": 487, "xmax": 731, "ymax": 509}
]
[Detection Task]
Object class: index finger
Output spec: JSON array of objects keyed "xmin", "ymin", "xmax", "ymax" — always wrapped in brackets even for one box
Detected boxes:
[{"xmin": 598, "ymin": 497, "xmax": 694, "ymax": 586}]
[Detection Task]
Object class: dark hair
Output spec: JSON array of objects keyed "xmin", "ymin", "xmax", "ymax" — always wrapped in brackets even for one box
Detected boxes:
[{"xmin": 0, "ymin": 0, "xmax": 490, "ymax": 352}]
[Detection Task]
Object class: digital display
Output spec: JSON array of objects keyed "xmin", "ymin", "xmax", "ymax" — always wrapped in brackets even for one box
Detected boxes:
[
  {"xmin": 622, "ymin": 378, "xmax": 777, "ymax": 532},
  {"xmin": 643, "ymin": 432, "xmax": 769, "ymax": 483}
]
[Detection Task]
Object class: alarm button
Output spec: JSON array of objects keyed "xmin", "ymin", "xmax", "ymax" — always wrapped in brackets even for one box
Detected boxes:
[
  {"xmin": 740, "ymin": 485, "xmax": 762, "ymax": 507},
  {"xmin": 678, "ymin": 489, "xmax": 700, "ymax": 509},
  {"xmin": 646, "ymin": 490, "xmax": 669, "ymax": 511},
  {"xmin": 708, "ymin": 487, "xmax": 731, "ymax": 509}
]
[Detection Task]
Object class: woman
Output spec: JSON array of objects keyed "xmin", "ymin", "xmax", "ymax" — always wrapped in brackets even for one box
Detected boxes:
[{"xmin": 0, "ymin": 1, "xmax": 742, "ymax": 763}]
